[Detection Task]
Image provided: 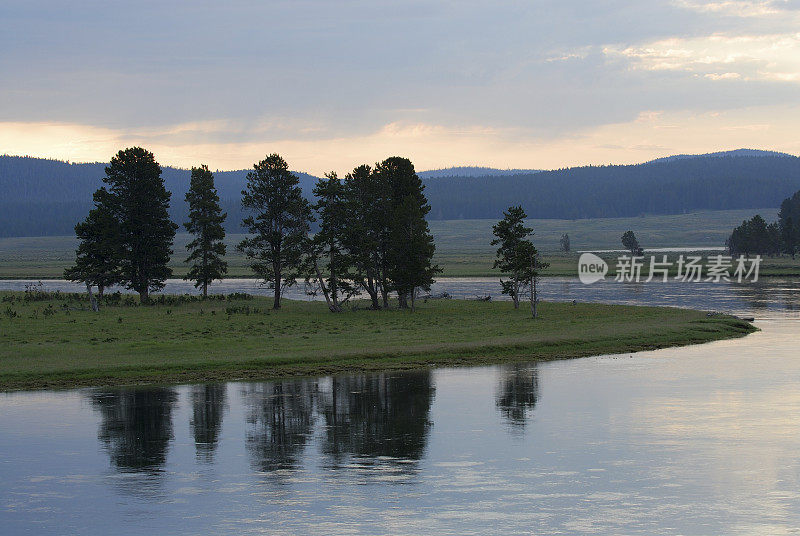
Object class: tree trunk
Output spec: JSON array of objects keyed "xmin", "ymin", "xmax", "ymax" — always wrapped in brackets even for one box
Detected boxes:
[
  {"xmin": 315, "ymin": 259, "xmax": 340, "ymax": 312},
  {"xmin": 366, "ymin": 275, "xmax": 380, "ymax": 309},
  {"xmin": 380, "ymin": 256, "xmax": 389, "ymax": 309},
  {"xmin": 140, "ymin": 287, "xmax": 149, "ymax": 304},
  {"xmin": 410, "ymin": 288, "xmax": 416, "ymax": 312},
  {"xmin": 398, "ymin": 293, "xmax": 408, "ymax": 309},
  {"xmin": 529, "ymin": 256, "xmax": 537, "ymax": 319},
  {"xmin": 380, "ymin": 281, "xmax": 389, "ymax": 309},
  {"xmin": 98, "ymin": 285, "xmax": 105, "ymax": 298},
  {"xmin": 330, "ymin": 248, "xmax": 339, "ymax": 310},
  {"xmin": 273, "ymin": 283, "xmax": 281, "ymax": 309},
  {"xmin": 513, "ymin": 278, "xmax": 520, "ymax": 309},
  {"xmin": 86, "ymin": 282, "xmax": 99, "ymax": 312},
  {"xmin": 202, "ymin": 246, "xmax": 208, "ymax": 298},
  {"xmin": 273, "ymin": 257, "xmax": 282, "ymax": 309}
]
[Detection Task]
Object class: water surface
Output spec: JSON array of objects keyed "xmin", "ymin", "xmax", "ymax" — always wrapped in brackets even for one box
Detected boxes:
[{"xmin": 2, "ymin": 279, "xmax": 800, "ymax": 534}]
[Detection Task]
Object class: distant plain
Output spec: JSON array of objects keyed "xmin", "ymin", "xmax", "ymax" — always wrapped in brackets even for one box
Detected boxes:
[{"xmin": 2, "ymin": 208, "xmax": 798, "ymax": 279}]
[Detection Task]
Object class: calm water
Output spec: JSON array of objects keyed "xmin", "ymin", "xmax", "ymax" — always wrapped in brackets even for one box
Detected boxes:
[{"xmin": 2, "ymin": 279, "xmax": 800, "ymax": 535}]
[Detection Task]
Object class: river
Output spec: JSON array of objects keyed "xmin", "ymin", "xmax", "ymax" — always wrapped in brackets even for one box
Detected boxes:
[{"xmin": 1, "ymin": 278, "xmax": 799, "ymax": 534}]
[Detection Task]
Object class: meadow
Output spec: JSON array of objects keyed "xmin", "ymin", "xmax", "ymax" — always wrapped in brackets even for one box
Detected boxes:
[{"xmin": 0, "ymin": 290, "xmax": 755, "ymax": 390}]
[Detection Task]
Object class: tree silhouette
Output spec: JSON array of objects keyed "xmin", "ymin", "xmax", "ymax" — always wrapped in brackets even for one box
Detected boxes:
[
  {"xmin": 184, "ymin": 165, "xmax": 227, "ymax": 297},
  {"xmin": 238, "ymin": 154, "xmax": 312, "ymax": 309},
  {"xmin": 103, "ymin": 147, "xmax": 177, "ymax": 302},
  {"xmin": 621, "ymin": 230, "xmax": 642, "ymax": 255}
]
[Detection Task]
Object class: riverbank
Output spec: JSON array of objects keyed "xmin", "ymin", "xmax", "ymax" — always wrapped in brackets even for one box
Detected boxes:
[{"xmin": 0, "ymin": 292, "xmax": 756, "ymax": 391}]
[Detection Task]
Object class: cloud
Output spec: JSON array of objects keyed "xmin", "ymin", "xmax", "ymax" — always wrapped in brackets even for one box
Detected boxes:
[
  {"xmin": 704, "ymin": 72, "xmax": 743, "ymax": 79},
  {"xmin": 672, "ymin": 0, "xmax": 789, "ymax": 17},
  {"xmin": 605, "ymin": 32, "xmax": 800, "ymax": 82},
  {"xmin": 3, "ymin": 1, "xmax": 800, "ymax": 169}
]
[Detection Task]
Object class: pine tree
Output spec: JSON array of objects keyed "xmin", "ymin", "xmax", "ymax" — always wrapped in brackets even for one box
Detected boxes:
[
  {"xmin": 621, "ymin": 230, "xmax": 642, "ymax": 255},
  {"xmin": 523, "ymin": 241, "xmax": 549, "ymax": 319},
  {"xmin": 184, "ymin": 165, "xmax": 228, "ymax": 297},
  {"xmin": 102, "ymin": 147, "xmax": 177, "ymax": 303},
  {"xmin": 64, "ymin": 187, "xmax": 122, "ymax": 307},
  {"xmin": 376, "ymin": 156, "xmax": 439, "ymax": 309},
  {"xmin": 389, "ymin": 194, "xmax": 440, "ymax": 311},
  {"xmin": 311, "ymin": 172, "xmax": 355, "ymax": 312},
  {"xmin": 560, "ymin": 233, "xmax": 570, "ymax": 253},
  {"xmin": 492, "ymin": 206, "xmax": 548, "ymax": 314},
  {"xmin": 492, "ymin": 206, "xmax": 533, "ymax": 309},
  {"xmin": 237, "ymin": 154, "xmax": 312, "ymax": 310},
  {"xmin": 369, "ymin": 159, "xmax": 398, "ymax": 308},
  {"xmin": 342, "ymin": 164, "xmax": 384, "ymax": 309},
  {"xmin": 779, "ymin": 191, "xmax": 800, "ymax": 258}
]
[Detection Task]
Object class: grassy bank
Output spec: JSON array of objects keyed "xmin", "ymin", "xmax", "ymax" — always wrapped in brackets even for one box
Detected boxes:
[
  {"xmin": 5, "ymin": 208, "xmax": 797, "ymax": 279},
  {"xmin": 0, "ymin": 291, "xmax": 755, "ymax": 391}
]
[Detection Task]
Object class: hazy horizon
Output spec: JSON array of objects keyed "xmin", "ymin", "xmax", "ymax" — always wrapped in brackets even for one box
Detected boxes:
[{"xmin": 2, "ymin": 147, "xmax": 795, "ymax": 176}]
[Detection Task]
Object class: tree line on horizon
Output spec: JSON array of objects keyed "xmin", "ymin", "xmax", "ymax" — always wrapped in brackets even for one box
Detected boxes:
[
  {"xmin": 726, "ymin": 191, "xmax": 800, "ymax": 257},
  {"xmin": 5, "ymin": 152, "xmax": 800, "ymax": 237},
  {"xmin": 65, "ymin": 147, "xmax": 441, "ymax": 311}
]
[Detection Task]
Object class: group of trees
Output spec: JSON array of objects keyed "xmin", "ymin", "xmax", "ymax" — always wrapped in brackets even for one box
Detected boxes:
[
  {"xmin": 66, "ymin": 148, "xmax": 560, "ymax": 315},
  {"xmin": 65, "ymin": 149, "xmax": 228, "ymax": 304},
  {"xmin": 726, "ymin": 215, "xmax": 781, "ymax": 257},
  {"xmin": 64, "ymin": 148, "xmax": 179, "ymax": 306},
  {"xmin": 237, "ymin": 154, "xmax": 440, "ymax": 311},
  {"xmin": 66, "ymin": 148, "xmax": 440, "ymax": 311},
  {"xmin": 726, "ymin": 190, "xmax": 800, "ymax": 257}
]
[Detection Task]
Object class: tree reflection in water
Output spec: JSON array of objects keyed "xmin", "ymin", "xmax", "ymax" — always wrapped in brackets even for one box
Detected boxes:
[
  {"xmin": 319, "ymin": 370, "xmax": 435, "ymax": 475},
  {"xmin": 496, "ymin": 363, "xmax": 540, "ymax": 431},
  {"xmin": 90, "ymin": 388, "xmax": 178, "ymax": 472},
  {"xmin": 242, "ymin": 380, "xmax": 319, "ymax": 475},
  {"xmin": 190, "ymin": 383, "xmax": 227, "ymax": 462},
  {"xmin": 240, "ymin": 370, "xmax": 435, "ymax": 481},
  {"xmin": 89, "ymin": 370, "xmax": 439, "ymax": 484},
  {"xmin": 89, "ymin": 387, "xmax": 179, "ymax": 501}
]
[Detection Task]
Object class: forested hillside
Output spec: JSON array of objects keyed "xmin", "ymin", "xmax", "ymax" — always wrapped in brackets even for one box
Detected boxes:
[
  {"xmin": 424, "ymin": 153, "xmax": 800, "ymax": 220},
  {"xmin": 1, "ymin": 151, "xmax": 799, "ymax": 237},
  {"xmin": 0, "ymin": 156, "xmax": 316, "ymax": 236},
  {"xmin": 417, "ymin": 166, "xmax": 540, "ymax": 178}
]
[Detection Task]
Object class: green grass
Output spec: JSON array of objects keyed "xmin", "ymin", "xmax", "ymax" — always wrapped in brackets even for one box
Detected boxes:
[
  {"xmin": 3, "ymin": 208, "xmax": 795, "ymax": 279},
  {"xmin": 0, "ymin": 291, "xmax": 755, "ymax": 391}
]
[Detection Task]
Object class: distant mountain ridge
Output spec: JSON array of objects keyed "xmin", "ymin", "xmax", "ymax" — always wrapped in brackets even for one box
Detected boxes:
[
  {"xmin": 2, "ymin": 149, "xmax": 800, "ymax": 237},
  {"xmin": 647, "ymin": 148, "xmax": 794, "ymax": 163},
  {"xmin": 418, "ymin": 166, "xmax": 541, "ymax": 178}
]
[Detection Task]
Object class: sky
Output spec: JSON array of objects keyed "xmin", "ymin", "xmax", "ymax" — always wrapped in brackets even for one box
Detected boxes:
[{"xmin": 2, "ymin": 0, "xmax": 800, "ymax": 175}]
